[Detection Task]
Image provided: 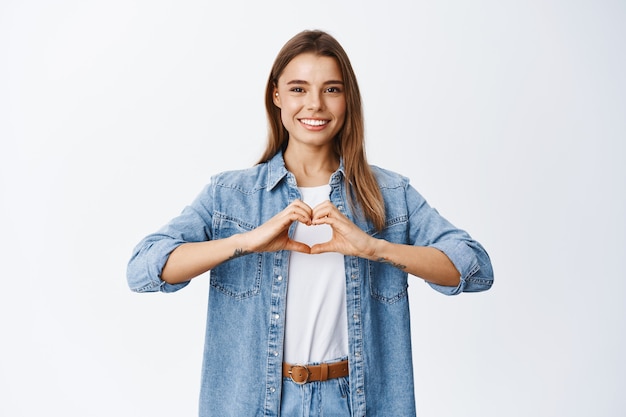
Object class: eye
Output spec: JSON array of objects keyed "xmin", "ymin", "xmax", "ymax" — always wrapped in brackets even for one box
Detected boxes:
[
  {"xmin": 290, "ymin": 87, "xmax": 304, "ymax": 93},
  {"xmin": 325, "ymin": 86, "xmax": 342, "ymax": 93}
]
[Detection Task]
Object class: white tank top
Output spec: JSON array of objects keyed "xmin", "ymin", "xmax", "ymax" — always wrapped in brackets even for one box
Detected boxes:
[{"xmin": 283, "ymin": 185, "xmax": 348, "ymax": 364}]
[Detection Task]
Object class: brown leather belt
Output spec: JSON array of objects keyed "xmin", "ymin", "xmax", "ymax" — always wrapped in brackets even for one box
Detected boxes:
[{"xmin": 283, "ymin": 360, "xmax": 349, "ymax": 385}]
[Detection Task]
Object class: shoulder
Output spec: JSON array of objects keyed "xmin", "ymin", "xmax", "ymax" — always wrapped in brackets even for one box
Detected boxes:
[
  {"xmin": 210, "ymin": 163, "xmax": 271, "ymax": 194},
  {"xmin": 369, "ymin": 165, "xmax": 410, "ymax": 189}
]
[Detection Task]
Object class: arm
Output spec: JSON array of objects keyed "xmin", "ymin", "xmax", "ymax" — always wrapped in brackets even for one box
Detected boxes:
[
  {"xmin": 309, "ymin": 189, "xmax": 493, "ymax": 294},
  {"xmin": 367, "ymin": 240, "xmax": 460, "ymax": 287},
  {"xmin": 308, "ymin": 201, "xmax": 460, "ymax": 287},
  {"xmin": 128, "ymin": 183, "xmax": 314, "ymax": 291},
  {"xmin": 160, "ymin": 235, "xmax": 248, "ymax": 284},
  {"xmin": 161, "ymin": 200, "xmax": 313, "ymax": 284}
]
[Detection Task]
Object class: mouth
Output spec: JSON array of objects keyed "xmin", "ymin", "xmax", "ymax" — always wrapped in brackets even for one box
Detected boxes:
[{"xmin": 299, "ymin": 118, "xmax": 330, "ymax": 127}]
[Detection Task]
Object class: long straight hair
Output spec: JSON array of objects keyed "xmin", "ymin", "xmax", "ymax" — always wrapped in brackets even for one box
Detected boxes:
[{"xmin": 258, "ymin": 30, "xmax": 386, "ymax": 231}]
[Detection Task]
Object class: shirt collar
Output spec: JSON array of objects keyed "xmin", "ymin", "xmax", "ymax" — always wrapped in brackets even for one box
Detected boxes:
[{"xmin": 266, "ymin": 151, "xmax": 345, "ymax": 191}]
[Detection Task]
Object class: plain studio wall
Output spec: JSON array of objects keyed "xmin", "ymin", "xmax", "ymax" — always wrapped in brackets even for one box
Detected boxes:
[{"xmin": 1, "ymin": 1, "xmax": 624, "ymax": 416}]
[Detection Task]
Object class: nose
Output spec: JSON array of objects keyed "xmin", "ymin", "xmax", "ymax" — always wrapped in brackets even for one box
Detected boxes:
[{"xmin": 306, "ymin": 91, "xmax": 324, "ymax": 112}]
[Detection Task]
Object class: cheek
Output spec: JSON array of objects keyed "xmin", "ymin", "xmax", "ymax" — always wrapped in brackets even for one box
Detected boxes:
[
  {"xmin": 278, "ymin": 98, "xmax": 293, "ymax": 114},
  {"xmin": 332, "ymin": 98, "xmax": 347, "ymax": 119},
  {"xmin": 279, "ymin": 102, "xmax": 292, "ymax": 118},
  {"xmin": 335, "ymin": 104, "xmax": 347, "ymax": 125},
  {"xmin": 278, "ymin": 107, "xmax": 296, "ymax": 131},
  {"xmin": 279, "ymin": 100, "xmax": 300, "ymax": 123},
  {"xmin": 280, "ymin": 111, "xmax": 289, "ymax": 127}
]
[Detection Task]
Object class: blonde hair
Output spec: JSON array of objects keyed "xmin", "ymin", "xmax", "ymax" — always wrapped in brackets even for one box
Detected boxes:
[{"xmin": 259, "ymin": 30, "xmax": 386, "ymax": 231}]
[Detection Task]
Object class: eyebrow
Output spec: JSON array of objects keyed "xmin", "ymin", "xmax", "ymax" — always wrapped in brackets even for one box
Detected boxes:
[{"xmin": 286, "ymin": 79, "xmax": 344, "ymax": 85}]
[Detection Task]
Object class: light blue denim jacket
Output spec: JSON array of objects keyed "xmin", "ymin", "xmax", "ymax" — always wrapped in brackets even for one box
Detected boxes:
[{"xmin": 127, "ymin": 151, "xmax": 493, "ymax": 417}]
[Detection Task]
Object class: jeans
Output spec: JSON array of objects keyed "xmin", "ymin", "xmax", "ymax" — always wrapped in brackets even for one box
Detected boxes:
[{"xmin": 280, "ymin": 377, "xmax": 351, "ymax": 417}]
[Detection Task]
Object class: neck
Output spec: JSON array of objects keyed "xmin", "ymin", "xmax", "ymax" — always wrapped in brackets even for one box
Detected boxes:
[{"xmin": 283, "ymin": 143, "xmax": 339, "ymax": 187}]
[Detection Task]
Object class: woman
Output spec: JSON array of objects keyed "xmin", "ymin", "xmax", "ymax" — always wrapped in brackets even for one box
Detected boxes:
[{"xmin": 127, "ymin": 29, "xmax": 493, "ymax": 417}]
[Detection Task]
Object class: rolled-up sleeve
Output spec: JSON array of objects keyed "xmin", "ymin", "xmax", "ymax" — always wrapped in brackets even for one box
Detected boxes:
[
  {"xmin": 126, "ymin": 184, "xmax": 215, "ymax": 293},
  {"xmin": 405, "ymin": 183, "xmax": 494, "ymax": 295},
  {"xmin": 429, "ymin": 239, "xmax": 493, "ymax": 295}
]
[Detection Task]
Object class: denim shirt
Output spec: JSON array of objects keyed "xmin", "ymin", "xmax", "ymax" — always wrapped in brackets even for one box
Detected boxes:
[{"xmin": 127, "ymin": 151, "xmax": 493, "ymax": 417}]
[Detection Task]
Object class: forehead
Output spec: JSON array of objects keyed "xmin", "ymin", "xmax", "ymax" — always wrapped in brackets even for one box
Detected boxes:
[{"xmin": 278, "ymin": 53, "xmax": 343, "ymax": 83}]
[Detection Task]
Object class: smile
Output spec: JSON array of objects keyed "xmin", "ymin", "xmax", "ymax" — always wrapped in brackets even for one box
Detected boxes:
[{"xmin": 299, "ymin": 118, "xmax": 329, "ymax": 127}]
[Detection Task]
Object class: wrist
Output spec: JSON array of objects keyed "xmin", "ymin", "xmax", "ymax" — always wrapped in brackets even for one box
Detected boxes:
[
  {"xmin": 363, "ymin": 237, "xmax": 386, "ymax": 261},
  {"xmin": 227, "ymin": 233, "xmax": 252, "ymax": 256}
]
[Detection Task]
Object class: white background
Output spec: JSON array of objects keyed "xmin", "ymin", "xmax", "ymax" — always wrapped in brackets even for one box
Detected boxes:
[{"xmin": 1, "ymin": 0, "xmax": 624, "ymax": 416}]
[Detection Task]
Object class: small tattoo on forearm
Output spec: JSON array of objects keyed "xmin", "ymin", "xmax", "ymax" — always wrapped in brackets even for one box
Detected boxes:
[
  {"xmin": 230, "ymin": 248, "xmax": 252, "ymax": 259},
  {"xmin": 376, "ymin": 257, "xmax": 407, "ymax": 270}
]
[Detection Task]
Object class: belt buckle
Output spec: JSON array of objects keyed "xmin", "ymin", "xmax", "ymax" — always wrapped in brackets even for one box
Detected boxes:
[{"xmin": 288, "ymin": 364, "xmax": 310, "ymax": 385}]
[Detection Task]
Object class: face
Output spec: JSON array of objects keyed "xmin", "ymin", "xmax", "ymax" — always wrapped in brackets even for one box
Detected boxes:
[{"xmin": 273, "ymin": 53, "xmax": 346, "ymax": 151}]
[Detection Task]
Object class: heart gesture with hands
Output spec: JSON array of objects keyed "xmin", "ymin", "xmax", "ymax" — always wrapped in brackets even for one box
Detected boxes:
[{"xmin": 244, "ymin": 199, "xmax": 376, "ymax": 259}]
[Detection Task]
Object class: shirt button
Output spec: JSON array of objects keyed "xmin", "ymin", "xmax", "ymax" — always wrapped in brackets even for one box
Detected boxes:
[
  {"xmin": 353, "ymin": 314, "xmax": 359, "ymax": 321},
  {"xmin": 273, "ymin": 351, "xmax": 279, "ymax": 357},
  {"xmin": 355, "ymin": 351, "xmax": 361, "ymax": 357},
  {"xmin": 274, "ymin": 314, "xmax": 280, "ymax": 319},
  {"xmin": 270, "ymin": 387, "xmax": 276, "ymax": 393},
  {"xmin": 277, "ymin": 275, "xmax": 283, "ymax": 281}
]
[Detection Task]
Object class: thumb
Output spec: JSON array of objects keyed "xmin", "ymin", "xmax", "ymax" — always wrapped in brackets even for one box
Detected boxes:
[
  {"xmin": 286, "ymin": 239, "xmax": 312, "ymax": 254},
  {"xmin": 309, "ymin": 241, "xmax": 334, "ymax": 255}
]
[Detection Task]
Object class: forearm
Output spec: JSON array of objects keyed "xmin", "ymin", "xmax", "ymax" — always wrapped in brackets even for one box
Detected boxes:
[
  {"xmin": 161, "ymin": 234, "xmax": 246, "ymax": 284},
  {"xmin": 368, "ymin": 239, "xmax": 461, "ymax": 287},
  {"xmin": 162, "ymin": 200, "xmax": 318, "ymax": 284}
]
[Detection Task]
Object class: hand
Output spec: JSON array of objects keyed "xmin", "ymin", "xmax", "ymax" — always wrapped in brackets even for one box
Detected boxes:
[
  {"xmin": 243, "ymin": 200, "xmax": 313, "ymax": 254},
  {"xmin": 308, "ymin": 201, "xmax": 378, "ymax": 258}
]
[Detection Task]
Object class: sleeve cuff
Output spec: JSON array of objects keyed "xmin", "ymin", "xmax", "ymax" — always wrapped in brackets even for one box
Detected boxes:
[
  {"xmin": 128, "ymin": 238, "xmax": 190, "ymax": 293},
  {"xmin": 427, "ymin": 239, "xmax": 478, "ymax": 296}
]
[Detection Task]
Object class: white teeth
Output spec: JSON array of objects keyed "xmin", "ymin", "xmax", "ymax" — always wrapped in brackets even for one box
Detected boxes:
[{"xmin": 300, "ymin": 119, "xmax": 328, "ymax": 126}]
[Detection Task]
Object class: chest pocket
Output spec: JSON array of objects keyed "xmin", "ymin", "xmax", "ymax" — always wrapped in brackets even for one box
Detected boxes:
[
  {"xmin": 368, "ymin": 215, "xmax": 409, "ymax": 304},
  {"xmin": 210, "ymin": 214, "xmax": 262, "ymax": 299}
]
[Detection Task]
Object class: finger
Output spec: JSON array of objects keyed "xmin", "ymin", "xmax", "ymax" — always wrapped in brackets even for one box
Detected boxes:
[
  {"xmin": 311, "ymin": 202, "xmax": 343, "ymax": 222},
  {"xmin": 310, "ymin": 241, "xmax": 334, "ymax": 255},
  {"xmin": 287, "ymin": 200, "xmax": 313, "ymax": 224},
  {"xmin": 291, "ymin": 198, "xmax": 311, "ymax": 210},
  {"xmin": 311, "ymin": 208, "xmax": 331, "ymax": 223},
  {"xmin": 311, "ymin": 214, "xmax": 332, "ymax": 226},
  {"xmin": 290, "ymin": 199, "xmax": 313, "ymax": 212},
  {"xmin": 311, "ymin": 209, "xmax": 345, "ymax": 227},
  {"xmin": 281, "ymin": 207, "xmax": 308, "ymax": 224},
  {"xmin": 286, "ymin": 239, "xmax": 312, "ymax": 254},
  {"xmin": 290, "ymin": 208, "xmax": 312, "ymax": 225}
]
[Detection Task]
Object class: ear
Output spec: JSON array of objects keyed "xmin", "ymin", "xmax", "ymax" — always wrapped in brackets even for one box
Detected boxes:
[{"xmin": 272, "ymin": 87, "xmax": 281, "ymax": 108}]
